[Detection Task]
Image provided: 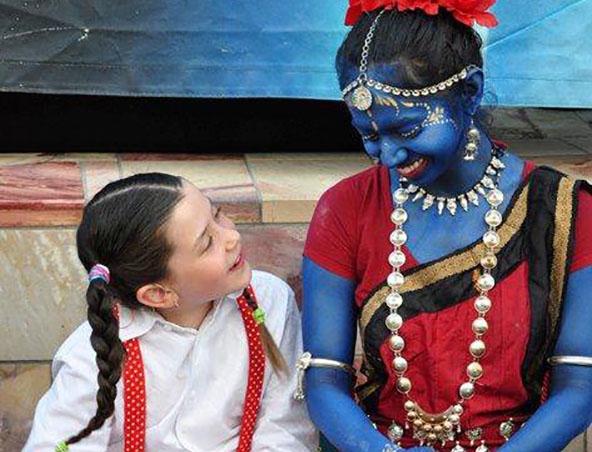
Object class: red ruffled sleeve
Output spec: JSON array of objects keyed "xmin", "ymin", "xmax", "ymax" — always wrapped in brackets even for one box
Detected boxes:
[
  {"xmin": 571, "ymin": 187, "xmax": 592, "ymax": 273},
  {"xmin": 303, "ymin": 180, "xmax": 360, "ymax": 280}
]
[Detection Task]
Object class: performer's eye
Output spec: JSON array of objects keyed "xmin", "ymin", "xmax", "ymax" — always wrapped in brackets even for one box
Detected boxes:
[{"xmin": 362, "ymin": 132, "xmax": 379, "ymax": 142}]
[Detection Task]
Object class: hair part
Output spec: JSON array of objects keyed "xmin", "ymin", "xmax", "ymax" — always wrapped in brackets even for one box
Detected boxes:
[{"xmin": 336, "ymin": 8, "xmax": 484, "ymax": 91}]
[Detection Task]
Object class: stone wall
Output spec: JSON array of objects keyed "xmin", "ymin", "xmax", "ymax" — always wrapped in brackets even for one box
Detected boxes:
[{"xmin": 1, "ymin": 142, "xmax": 591, "ymax": 450}]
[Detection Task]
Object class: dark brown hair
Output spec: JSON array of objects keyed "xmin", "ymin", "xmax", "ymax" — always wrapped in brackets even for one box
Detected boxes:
[
  {"xmin": 336, "ymin": 8, "xmax": 483, "ymax": 90},
  {"xmin": 67, "ymin": 172, "xmax": 286, "ymax": 446}
]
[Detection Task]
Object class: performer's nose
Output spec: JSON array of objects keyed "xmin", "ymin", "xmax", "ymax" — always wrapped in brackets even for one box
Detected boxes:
[{"xmin": 381, "ymin": 140, "xmax": 408, "ymax": 168}]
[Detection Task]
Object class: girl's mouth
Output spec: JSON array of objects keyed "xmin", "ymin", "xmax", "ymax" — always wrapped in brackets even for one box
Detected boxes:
[
  {"xmin": 229, "ymin": 253, "xmax": 245, "ymax": 272},
  {"xmin": 396, "ymin": 157, "xmax": 430, "ymax": 179}
]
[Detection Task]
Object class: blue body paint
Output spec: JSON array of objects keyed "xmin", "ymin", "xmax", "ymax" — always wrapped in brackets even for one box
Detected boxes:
[{"xmin": 303, "ymin": 64, "xmax": 592, "ymax": 451}]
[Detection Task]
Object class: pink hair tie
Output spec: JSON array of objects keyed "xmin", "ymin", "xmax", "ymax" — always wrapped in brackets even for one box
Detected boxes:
[{"xmin": 88, "ymin": 264, "xmax": 111, "ymax": 285}]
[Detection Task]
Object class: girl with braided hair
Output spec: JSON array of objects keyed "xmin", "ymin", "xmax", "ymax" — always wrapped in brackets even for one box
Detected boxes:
[{"xmin": 23, "ymin": 172, "xmax": 317, "ymax": 452}]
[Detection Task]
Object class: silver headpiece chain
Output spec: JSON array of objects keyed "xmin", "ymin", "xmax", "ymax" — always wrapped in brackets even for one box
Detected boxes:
[{"xmin": 343, "ymin": 8, "xmax": 475, "ymax": 109}]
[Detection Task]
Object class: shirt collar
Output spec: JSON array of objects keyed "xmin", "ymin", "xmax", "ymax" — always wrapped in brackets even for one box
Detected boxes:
[{"xmin": 118, "ymin": 295, "xmax": 232, "ymax": 342}]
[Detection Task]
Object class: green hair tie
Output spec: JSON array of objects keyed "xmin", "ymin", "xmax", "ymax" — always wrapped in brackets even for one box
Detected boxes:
[
  {"xmin": 55, "ymin": 441, "xmax": 69, "ymax": 452},
  {"xmin": 253, "ymin": 307, "xmax": 266, "ymax": 325}
]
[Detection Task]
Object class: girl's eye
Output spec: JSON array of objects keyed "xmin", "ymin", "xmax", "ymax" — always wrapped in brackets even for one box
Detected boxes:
[
  {"xmin": 202, "ymin": 235, "xmax": 213, "ymax": 252},
  {"xmin": 362, "ymin": 132, "xmax": 379, "ymax": 142}
]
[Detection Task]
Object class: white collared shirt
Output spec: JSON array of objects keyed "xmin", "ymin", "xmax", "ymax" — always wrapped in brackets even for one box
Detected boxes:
[{"xmin": 23, "ymin": 271, "xmax": 318, "ymax": 452}]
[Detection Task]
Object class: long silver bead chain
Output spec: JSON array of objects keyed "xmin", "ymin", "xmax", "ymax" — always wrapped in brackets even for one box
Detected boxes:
[{"xmin": 385, "ymin": 153, "xmax": 506, "ymax": 451}]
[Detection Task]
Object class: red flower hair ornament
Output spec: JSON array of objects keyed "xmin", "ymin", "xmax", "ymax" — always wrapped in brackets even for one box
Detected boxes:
[{"xmin": 345, "ymin": 0, "xmax": 498, "ymax": 28}]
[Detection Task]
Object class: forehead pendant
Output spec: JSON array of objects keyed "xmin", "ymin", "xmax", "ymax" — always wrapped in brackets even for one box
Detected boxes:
[
  {"xmin": 351, "ymin": 85, "xmax": 373, "ymax": 111},
  {"xmin": 342, "ymin": 9, "xmax": 473, "ymax": 107}
]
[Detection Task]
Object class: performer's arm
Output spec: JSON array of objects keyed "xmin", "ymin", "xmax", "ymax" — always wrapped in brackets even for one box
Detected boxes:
[
  {"xmin": 302, "ymin": 257, "xmax": 433, "ymax": 452},
  {"xmin": 499, "ymin": 266, "xmax": 592, "ymax": 452}
]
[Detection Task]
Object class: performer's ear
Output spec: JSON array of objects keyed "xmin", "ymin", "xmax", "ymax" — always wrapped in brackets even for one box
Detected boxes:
[{"xmin": 462, "ymin": 67, "xmax": 485, "ymax": 115}]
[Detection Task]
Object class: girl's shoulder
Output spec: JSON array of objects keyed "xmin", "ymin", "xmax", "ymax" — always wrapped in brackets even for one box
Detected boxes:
[{"xmin": 51, "ymin": 321, "xmax": 97, "ymax": 376}]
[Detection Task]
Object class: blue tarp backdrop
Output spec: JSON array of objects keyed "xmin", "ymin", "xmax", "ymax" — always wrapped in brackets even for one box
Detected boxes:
[{"xmin": 0, "ymin": 1, "xmax": 589, "ymax": 107}]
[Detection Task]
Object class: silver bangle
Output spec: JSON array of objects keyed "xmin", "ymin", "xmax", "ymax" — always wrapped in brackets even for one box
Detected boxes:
[
  {"xmin": 548, "ymin": 355, "xmax": 592, "ymax": 366},
  {"xmin": 293, "ymin": 352, "xmax": 356, "ymax": 401}
]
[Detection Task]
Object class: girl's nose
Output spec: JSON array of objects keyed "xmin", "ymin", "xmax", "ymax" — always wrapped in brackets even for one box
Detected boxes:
[{"xmin": 225, "ymin": 228, "xmax": 241, "ymax": 251}]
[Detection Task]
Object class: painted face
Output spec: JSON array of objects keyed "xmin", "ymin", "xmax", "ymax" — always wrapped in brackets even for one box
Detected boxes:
[
  {"xmin": 164, "ymin": 182, "xmax": 251, "ymax": 307},
  {"xmin": 345, "ymin": 65, "xmax": 469, "ymax": 186}
]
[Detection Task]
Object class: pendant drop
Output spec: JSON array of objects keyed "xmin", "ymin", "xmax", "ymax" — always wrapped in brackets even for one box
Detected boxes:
[
  {"xmin": 412, "ymin": 189, "xmax": 425, "ymax": 202},
  {"xmin": 481, "ymin": 176, "xmax": 495, "ymax": 189},
  {"xmin": 475, "ymin": 440, "xmax": 489, "ymax": 452},
  {"xmin": 492, "ymin": 157, "xmax": 506, "ymax": 169},
  {"xmin": 351, "ymin": 86, "xmax": 373, "ymax": 111},
  {"xmin": 467, "ymin": 190, "xmax": 479, "ymax": 206},
  {"xmin": 422, "ymin": 194, "xmax": 435, "ymax": 211},
  {"xmin": 447, "ymin": 199, "xmax": 457, "ymax": 216},
  {"xmin": 465, "ymin": 428, "xmax": 483, "ymax": 446},
  {"xmin": 437, "ymin": 197, "xmax": 446, "ymax": 215},
  {"xmin": 458, "ymin": 195, "xmax": 469, "ymax": 211},
  {"xmin": 499, "ymin": 418, "xmax": 515, "ymax": 441},
  {"xmin": 388, "ymin": 422, "xmax": 404, "ymax": 442},
  {"xmin": 451, "ymin": 441, "xmax": 466, "ymax": 452}
]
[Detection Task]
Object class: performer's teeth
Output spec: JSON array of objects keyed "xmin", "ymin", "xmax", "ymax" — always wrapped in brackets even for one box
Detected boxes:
[{"xmin": 399, "ymin": 158, "xmax": 424, "ymax": 175}]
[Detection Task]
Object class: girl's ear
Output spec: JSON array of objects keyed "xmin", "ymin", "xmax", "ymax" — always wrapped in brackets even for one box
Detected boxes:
[{"xmin": 136, "ymin": 284, "xmax": 179, "ymax": 309}]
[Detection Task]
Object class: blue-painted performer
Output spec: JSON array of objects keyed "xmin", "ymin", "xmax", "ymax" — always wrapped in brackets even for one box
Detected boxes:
[
  {"xmin": 24, "ymin": 173, "xmax": 317, "ymax": 452},
  {"xmin": 298, "ymin": 1, "xmax": 592, "ymax": 451}
]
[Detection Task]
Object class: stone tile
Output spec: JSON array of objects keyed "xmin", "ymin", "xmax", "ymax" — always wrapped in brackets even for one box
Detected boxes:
[
  {"xmin": 507, "ymin": 139, "xmax": 586, "ymax": 157},
  {"xmin": 0, "ymin": 154, "xmax": 52, "ymax": 166},
  {"xmin": 530, "ymin": 156, "xmax": 592, "ymax": 182},
  {"xmin": 120, "ymin": 154, "xmax": 260, "ymax": 223},
  {"xmin": 238, "ymin": 224, "xmax": 308, "ymax": 306},
  {"xmin": 246, "ymin": 153, "xmax": 371, "ymax": 223},
  {"xmin": 563, "ymin": 433, "xmax": 585, "ymax": 452},
  {"xmin": 0, "ymin": 162, "xmax": 84, "ymax": 227},
  {"xmin": 490, "ymin": 108, "xmax": 542, "ymax": 140},
  {"xmin": 574, "ymin": 110, "xmax": 592, "ymax": 126},
  {"xmin": 563, "ymin": 138, "xmax": 592, "ymax": 154},
  {"xmin": 526, "ymin": 109, "xmax": 590, "ymax": 139},
  {"xmin": 0, "ymin": 363, "xmax": 51, "ymax": 452},
  {"xmin": 81, "ymin": 160, "xmax": 121, "ymax": 202},
  {"xmin": 46, "ymin": 153, "xmax": 118, "ymax": 162},
  {"xmin": 0, "ymin": 229, "xmax": 87, "ymax": 361},
  {"xmin": 121, "ymin": 153, "xmax": 242, "ymax": 161}
]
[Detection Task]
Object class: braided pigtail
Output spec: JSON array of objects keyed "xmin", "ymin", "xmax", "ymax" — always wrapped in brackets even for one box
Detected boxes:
[
  {"xmin": 243, "ymin": 288, "xmax": 288, "ymax": 376},
  {"xmin": 65, "ymin": 277, "xmax": 125, "ymax": 446},
  {"xmin": 259, "ymin": 323, "xmax": 289, "ymax": 376}
]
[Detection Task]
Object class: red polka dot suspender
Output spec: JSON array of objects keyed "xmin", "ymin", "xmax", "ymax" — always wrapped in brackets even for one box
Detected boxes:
[
  {"xmin": 122, "ymin": 339, "xmax": 146, "ymax": 452},
  {"xmin": 120, "ymin": 285, "xmax": 266, "ymax": 452},
  {"xmin": 235, "ymin": 285, "xmax": 267, "ymax": 452}
]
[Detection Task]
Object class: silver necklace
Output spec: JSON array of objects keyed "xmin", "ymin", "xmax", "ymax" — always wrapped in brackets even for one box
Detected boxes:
[
  {"xmin": 384, "ymin": 152, "xmax": 506, "ymax": 451},
  {"xmin": 401, "ymin": 152, "xmax": 506, "ymax": 216}
]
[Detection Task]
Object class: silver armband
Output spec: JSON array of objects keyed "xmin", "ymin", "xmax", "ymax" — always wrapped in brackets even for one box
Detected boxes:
[
  {"xmin": 547, "ymin": 355, "xmax": 592, "ymax": 366},
  {"xmin": 294, "ymin": 352, "xmax": 356, "ymax": 401}
]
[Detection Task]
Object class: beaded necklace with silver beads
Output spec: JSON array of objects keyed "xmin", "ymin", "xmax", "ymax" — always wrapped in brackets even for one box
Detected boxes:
[{"xmin": 384, "ymin": 148, "xmax": 507, "ymax": 452}]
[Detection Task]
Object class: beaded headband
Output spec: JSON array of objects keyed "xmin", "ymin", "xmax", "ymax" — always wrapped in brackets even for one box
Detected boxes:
[
  {"xmin": 88, "ymin": 263, "xmax": 110, "ymax": 285},
  {"xmin": 342, "ymin": 9, "xmax": 475, "ymax": 111}
]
